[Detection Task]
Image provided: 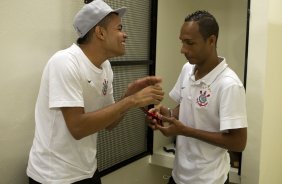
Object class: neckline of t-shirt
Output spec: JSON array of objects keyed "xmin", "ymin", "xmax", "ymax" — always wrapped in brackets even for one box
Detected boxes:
[{"xmin": 73, "ymin": 43, "xmax": 105, "ymax": 74}]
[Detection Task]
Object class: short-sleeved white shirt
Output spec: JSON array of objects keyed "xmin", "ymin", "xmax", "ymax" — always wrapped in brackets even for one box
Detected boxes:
[
  {"xmin": 27, "ymin": 44, "xmax": 115, "ymax": 184},
  {"xmin": 169, "ymin": 57, "xmax": 247, "ymax": 184}
]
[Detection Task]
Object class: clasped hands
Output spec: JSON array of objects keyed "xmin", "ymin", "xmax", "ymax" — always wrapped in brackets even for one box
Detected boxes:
[{"xmin": 123, "ymin": 76, "xmax": 164, "ymax": 107}]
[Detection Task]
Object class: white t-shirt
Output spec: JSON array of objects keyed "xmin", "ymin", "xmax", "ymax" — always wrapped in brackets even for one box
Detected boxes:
[
  {"xmin": 169, "ymin": 58, "xmax": 247, "ymax": 184},
  {"xmin": 27, "ymin": 44, "xmax": 114, "ymax": 184}
]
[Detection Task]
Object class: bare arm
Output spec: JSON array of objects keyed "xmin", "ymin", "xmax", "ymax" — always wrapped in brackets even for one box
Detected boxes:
[
  {"xmin": 106, "ymin": 76, "xmax": 165, "ymax": 130},
  {"xmin": 62, "ymin": 95, "xmax": 133, "ymax": 140},
  {"xmin": 62, "ymin": 77, "xmax": 164, "ymax": 140},
  {"xmin": 156, "ymin": 116, "xmax": 247, "ymax": 152},
  {"xmin": 182, "ymin": 125, "xmax": 247, "ymax": 152}
]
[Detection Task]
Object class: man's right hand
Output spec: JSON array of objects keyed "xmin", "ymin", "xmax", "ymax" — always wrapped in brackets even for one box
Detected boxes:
[
  {"xmin": 129, "ymin": 84, "xmax": 164, "ymax": 107},
  {"xmin": 123, "ymin": 76, "xmax": 162, "ymax": 98}
]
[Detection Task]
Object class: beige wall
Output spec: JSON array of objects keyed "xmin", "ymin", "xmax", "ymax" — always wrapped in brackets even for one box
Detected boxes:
[
  {"xmin": 240, "ymin": 0, "xmax": 268, "ymax": 183},
  {"xmin": 242, "ymin": 0, "xmax": 282, "ymax": 183},
  {"xmin": 261, "ymin": 1, "xmax": 282, "ymax": 183},
  {"xmin": 1, "ymin": 0, "xmax": 281, "ymax": 183},
  {"xmin": 261, "ymin": 13, "xmax": 282, "ymax": 182},
  {"xmin": 0, "ymin": 1, "xmax": 82, "ymax": 183}
]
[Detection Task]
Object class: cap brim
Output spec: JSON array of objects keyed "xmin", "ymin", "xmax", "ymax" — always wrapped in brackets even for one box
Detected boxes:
[{"xmin": 113, "ymin": 7, "xmax": 127, "ymax": 17}]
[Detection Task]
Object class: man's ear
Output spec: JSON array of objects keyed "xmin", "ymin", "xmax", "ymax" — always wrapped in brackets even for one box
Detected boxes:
[
  {"xmin": 95, "ymin": 26, "xmax": 106, "ymax": 40},
  {"xmin": 208, "ymin": 35, "xmax": 217, "ymax": 47}
]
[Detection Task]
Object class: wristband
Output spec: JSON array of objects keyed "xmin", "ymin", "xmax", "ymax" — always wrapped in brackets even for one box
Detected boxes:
[{"xmin": 168, "ymin": 108, "xmax": 173, "ymax": 117}]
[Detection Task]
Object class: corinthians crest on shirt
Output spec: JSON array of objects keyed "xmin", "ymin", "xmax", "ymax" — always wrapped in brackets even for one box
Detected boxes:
[
  {"xmin": 196, "ymin": 89, "xmax": 211, "ymax": 107},
  {"xmin": 87, "ymin": 79, "xmax": 109, "ymax": 96},
  {"xmin": 102, "ymin": 79, "xmax": 108, "ymax": 95}
]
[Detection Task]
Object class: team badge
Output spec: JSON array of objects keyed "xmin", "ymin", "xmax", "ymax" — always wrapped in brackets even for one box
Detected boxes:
[
  {"xmin": 102, "ymin": 79, "xmax": 108, "ymax": 95},
  {"xmin": 196, "ymin": 90, "xmax": 210, "ymax": 107}
]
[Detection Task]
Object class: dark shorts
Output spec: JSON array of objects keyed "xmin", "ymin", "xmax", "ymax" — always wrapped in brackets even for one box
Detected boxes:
[
  {"xmin": 29, "ymin": 169, "xmax": 102, "ymax": 184},
  {"xmin": 167, "ymin": 176, "xmax": 176, "ymax": 184}
]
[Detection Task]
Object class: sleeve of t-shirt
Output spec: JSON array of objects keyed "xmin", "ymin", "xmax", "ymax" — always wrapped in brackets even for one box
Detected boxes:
[
  {"xmin": 48, "ymin": 53, "xmax": 84, "ymax": 108},
  {"xmin": 220, "ymin": 83, "xmax": 248, "ymax": 131}
]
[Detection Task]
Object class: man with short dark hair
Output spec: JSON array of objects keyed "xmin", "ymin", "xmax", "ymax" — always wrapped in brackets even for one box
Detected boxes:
[
  {"xmin": 149, "ymin": 10, "xmax": 247, "ymax": 184},
  {"xmin": 26, "ymin": 0, "xmax": 164, "ymax": 183}
]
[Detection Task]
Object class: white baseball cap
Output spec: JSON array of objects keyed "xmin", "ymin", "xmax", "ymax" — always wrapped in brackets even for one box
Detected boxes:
[{"xmin": 73, "ymin": 0, "xmax": 127, "ymax": 38}]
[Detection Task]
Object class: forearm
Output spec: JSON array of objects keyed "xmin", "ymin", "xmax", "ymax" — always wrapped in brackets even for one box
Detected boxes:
[
  {"xmin": 105, "ymin": 115, "xmax": 124, "ymax": 130},
  {"xmin": 83, "ymin": 109, "xmax": 124, "ymax": 133},
  {"xmin": 62, "ymin": 96, "xmax": 135, "ymax": 140},
  {"xmin": 181, "ymin": 127, "xmax": 247, "ymax": 152},
  {"xmin": 105, "ymin": 95, "xmax": 128, "ymax": 130},
  {"xmin": 64, "ymin": 77, "xmax": 164, "ymax": 139}
]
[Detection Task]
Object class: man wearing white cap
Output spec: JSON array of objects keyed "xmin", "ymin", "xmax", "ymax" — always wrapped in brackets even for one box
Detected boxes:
[{"xmin": 26, "ymin": 0, "xmax": 164, "ymax": 183}]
